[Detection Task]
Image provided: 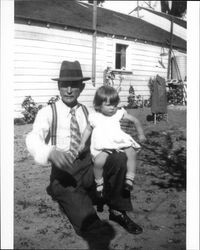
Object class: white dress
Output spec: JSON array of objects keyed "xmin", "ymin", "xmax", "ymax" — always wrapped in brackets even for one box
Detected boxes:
[{"xmin": 89, "ymin": 108, "xmax": 141, "ymax": 158}]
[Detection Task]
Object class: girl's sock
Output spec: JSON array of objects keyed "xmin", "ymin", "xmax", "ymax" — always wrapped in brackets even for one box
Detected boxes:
[
  {"xmin": 95, "ymin": 177, "xmax": 104, "ymax": 197},
  {"xmin": 124, "ymin": 173, "xmax": 135, "ymax": 191}
]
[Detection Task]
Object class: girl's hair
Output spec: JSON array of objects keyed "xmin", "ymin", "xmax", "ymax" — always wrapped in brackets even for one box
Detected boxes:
[{"xmin": 93, "ymin": 85, "xmax": 120, "ymax": 112}]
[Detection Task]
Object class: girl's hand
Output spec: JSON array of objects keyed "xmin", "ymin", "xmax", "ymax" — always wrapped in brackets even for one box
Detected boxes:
[{"xmin": 138, "ymin": 134, "xmax": 146, "ymax": 143}]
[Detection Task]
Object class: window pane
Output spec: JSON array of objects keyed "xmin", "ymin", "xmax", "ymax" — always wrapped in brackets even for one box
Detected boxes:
[
  {"xmin": 116, "ymin": 53, "xmax": 121, "ymax": 69},
  {"xmin": 115, "ymin": 44, "xmax": 127, "ymax": 69}
]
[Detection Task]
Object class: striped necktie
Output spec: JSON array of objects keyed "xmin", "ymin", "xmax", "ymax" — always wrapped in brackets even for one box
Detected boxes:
[{"xmin": 67, "ymin": 107, "xmax": 81, "ymax": 164}]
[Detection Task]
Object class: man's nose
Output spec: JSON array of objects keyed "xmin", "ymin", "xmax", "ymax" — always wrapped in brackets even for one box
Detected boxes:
[{"xmin": 66, "ymin": 86, "xmax": 72, "ymax": 93}]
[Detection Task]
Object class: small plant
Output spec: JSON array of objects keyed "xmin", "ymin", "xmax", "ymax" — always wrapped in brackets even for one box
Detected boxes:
[
  {"xmin": 21, "ymin": 96, "xmax": 43, "ymax": 124},
  {"xmin": 103, "ymin": 67, "xmax": 123, "ymax": 93},
  {"xmin": 103, "ymin": 67, "xmax": 115, "ymax": 86},
  {"xmin": 127, "ymin": 85, "xmax": 144, "ymax": 108},
  {"xmin": 167, "ymin": 84, "xmax": 184, "ymax": 105},
  {"xmin": 47, "ymin": 95, "xmax": 60, "ymax": 105},
  {"xmin": 143, "ymin": 98, "xmax": 151, "ymax": 107},
  {"xmin": 21, "ymin": 95, "xmax": 60, "ymax": 124}
]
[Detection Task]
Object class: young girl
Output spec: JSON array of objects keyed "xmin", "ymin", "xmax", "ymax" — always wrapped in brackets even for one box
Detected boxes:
[{"xmin": 79, "ymin": 85, "xmax": 146, "ymax": 198}]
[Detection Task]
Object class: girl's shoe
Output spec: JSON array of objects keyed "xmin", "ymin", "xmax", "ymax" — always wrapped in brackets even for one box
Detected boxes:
[
  {"xmin": 124, "ymin": 178, "xmax": 133, "ymax": 191},
  {"xmin": 96, "ymin": 183, "xmax": 104, "ymax": 199}
]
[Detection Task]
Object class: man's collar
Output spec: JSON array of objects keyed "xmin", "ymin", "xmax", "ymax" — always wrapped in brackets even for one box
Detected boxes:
[{"xmin": 59, "ymin": 99, "xmax": 81, "ymax": 111}]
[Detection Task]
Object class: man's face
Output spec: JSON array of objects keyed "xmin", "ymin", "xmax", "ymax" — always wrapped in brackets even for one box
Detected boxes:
[{"xmin": 59, "ymin": 81, "xmax": 84, "ymax": 107}]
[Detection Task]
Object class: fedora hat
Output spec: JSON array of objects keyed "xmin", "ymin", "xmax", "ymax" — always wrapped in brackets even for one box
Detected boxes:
[{"xmin": 52, "ymin": 60, "xmax": 91, "ymax": 82}]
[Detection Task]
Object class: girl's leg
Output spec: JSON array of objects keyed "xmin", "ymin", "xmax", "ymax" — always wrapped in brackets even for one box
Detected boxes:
[
  {"xmin": 124, "ymin": 147, "xmax": 137, "ymax": 191},
  {"xmin": 94, "ymin": 151, "xmax": 109, "ymax": 197}
]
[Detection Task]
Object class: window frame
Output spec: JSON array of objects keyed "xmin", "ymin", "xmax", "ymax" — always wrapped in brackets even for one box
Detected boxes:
[
  {"xmin": 112, "ymin": 41, "xmax": 131, "ymax": 71},
  {"xmin": 115, "ymin": 43, "xmax": 128, "ymax": 69}
]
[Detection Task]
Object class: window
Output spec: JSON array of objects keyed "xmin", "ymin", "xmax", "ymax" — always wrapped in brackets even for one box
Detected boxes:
[{"xmin": 115, "ymin": 44, "xmax": 128, "ymax": 69}]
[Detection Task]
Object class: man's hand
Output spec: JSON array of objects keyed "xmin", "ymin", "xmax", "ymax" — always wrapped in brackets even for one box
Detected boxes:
[{"xmin": 48, "ymin": 149, "xmax": 72, "ymax": 170}]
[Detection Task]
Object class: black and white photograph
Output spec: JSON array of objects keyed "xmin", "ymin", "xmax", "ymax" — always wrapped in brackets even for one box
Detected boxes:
[{"xmin": 1, "ymin": 1, "xmax": 199, "ymax": 249}]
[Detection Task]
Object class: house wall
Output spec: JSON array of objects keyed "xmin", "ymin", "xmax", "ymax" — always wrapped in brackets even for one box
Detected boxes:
[
  {"xmin": 103, "ymin": 36, "xmax": 169, "ymax": 104},
  {"xmin": 15, "ymin": 24, "xmax": 95, "ymax": 117},
  {"xmin": 15, "ymin": 23, "xmax": 172, "ymax": 117}
]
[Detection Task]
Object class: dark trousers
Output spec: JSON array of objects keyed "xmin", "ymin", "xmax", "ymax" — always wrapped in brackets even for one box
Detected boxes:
[{"xmin": 46, "ymin": 151, "xmax": 132, "ymax": 235}]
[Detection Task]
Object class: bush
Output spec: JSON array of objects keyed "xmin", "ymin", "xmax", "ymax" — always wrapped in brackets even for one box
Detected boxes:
[
  {"xmin": 21, "ymin": 95, "xmax": 60, "ymax": 124},
  {"xmin": 47, "ymin": 95, "xmax": 60, "ymax": 105},
  {"xmin": 127, "ymin": 86, "xmax": 142, "ymax": 108},
  {"xmin": 126, "ymin": 86, "xmax": 150, "ymax": 109},
  {"xmin": 167, "ymin": 85, "xmax": 184, "ymax": 105},
  {"xmin": 21, "ymin": 96, "xmax": 43, "ymax": 124}
]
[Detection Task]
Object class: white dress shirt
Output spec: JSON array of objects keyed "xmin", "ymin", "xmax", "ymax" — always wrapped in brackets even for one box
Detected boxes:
[{"xmin": 26, "ymin": 99, "xmax": 88, "ymax": 166}]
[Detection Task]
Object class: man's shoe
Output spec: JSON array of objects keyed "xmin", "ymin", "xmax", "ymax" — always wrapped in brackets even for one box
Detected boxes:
[{"xmin": 109, "ymin": 211, "xmax": 143, "ymax": 234}]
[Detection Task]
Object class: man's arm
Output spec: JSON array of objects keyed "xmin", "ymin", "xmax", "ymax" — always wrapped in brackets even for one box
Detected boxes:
[
  {"xmin": 26, "ymin": 106, "xmax": 55, "ymax": 165},
  {"xmin": 26, "ymin": 105, "xmax": 73, "ymax": 170}
]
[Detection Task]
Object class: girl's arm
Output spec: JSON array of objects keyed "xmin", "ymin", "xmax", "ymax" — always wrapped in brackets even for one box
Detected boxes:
[
  {"xmin": 78, "ymin": 123, "xmax": 93, "ymax": 152},
  {"xmin": 123, "ymin": 113, "xmax": 146, "ymax": 142}
]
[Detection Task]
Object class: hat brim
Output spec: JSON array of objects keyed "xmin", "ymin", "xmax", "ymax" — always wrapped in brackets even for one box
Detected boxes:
[{"xmin": 52, "ymin": 76, "xmax": 91, "ymax": 82}]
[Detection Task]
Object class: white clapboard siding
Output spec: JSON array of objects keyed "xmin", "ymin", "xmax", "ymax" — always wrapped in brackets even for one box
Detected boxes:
[
  {"xmin": 14, "ymin": 24, "xmax": 96, "ymax": 117},
  {"xmin": 14, "ymin": 23, "xmax": 183, "ymax": 118}
]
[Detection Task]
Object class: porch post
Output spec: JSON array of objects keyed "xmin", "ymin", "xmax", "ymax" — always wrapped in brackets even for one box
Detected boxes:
[
  {"xmin": 92, "ymin": 0, "xmax": 97, "ymax": 86},
  {"xmin": 167, "ymin": 18, "xmax": 174, "ymax": 79}
]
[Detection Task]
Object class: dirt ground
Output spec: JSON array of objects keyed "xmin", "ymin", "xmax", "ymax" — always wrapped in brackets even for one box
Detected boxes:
[{"xmin": 14, "ymin": 107, "xmax": 186, "ymax": 250}]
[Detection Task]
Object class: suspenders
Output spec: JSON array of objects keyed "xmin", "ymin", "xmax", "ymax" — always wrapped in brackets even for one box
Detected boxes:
[
  {"xmin": 45, "ymin": 102, "xmax": 89, "ymax": 145},
  {"xmin": 45, "ymin": 103, "xmax": 57, "ymax": 145},
  {"xmin": 80, "ymin": 103, "xmax": 89, "ymax": 124}
]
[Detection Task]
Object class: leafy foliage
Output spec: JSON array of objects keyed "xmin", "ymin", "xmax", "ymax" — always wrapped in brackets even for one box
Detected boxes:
[
  {"xmin": 127, "ymin": 85, "xmax": 150, "ymax": 108},
  {"xmin": 47, "ymin": 95, "xmax": 60, "ymax": 105},
  {"xmin": 21, "ymin": 96, "xmax": 43, "ymax": 124},
  {"xmin": 21, "ymin": 95, "xmax": 60, "ymax": 124},
  {"xmin": 167, "ymin": 85, "xmax": 185, "ymax": 105}
]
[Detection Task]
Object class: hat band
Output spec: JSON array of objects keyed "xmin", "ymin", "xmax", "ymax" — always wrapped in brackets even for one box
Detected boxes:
[{"xmin": 60, "ymin": 68, "xmax": 83, "ymax": 78}]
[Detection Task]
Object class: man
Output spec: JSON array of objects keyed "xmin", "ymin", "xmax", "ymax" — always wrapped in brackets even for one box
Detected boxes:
[{"xmin": 26, "ymin": 61, "xmax": 142, "ymax": 249}]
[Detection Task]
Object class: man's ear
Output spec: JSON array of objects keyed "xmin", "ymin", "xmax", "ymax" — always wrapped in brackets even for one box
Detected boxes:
[
  {"xmin": 80, "ymin": 83, "xmax": 85, "ymax": 92},
  {"xmin": 58, "ymin": 81, "xmax": 61, "ymax": 90}
]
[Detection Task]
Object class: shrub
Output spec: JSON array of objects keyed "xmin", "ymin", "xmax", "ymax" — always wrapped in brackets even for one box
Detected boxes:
[
  {"xmin": 167, "ymin": 84, "xmax": 184, "ymax": 105},
  {"xmin": 21, "ymin": 95, "xmax": 60, "ymax": 124},
  {"xmin": 47, "ymin": 95, "xmax": 60, "ymax": 105},
  {"xmin": 127, "ymin": 86, "xmax": 142, "ymax": 108},
  {"xmin": 126, "ymin": 85, "xmax": 150, "ymax": 109},
  {"xmin": 21, "ymin": 96, "xmax": 43, "ymax": 124}
]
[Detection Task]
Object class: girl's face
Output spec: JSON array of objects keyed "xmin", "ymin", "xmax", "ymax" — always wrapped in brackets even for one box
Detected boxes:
[{"xmin": 101, "ymin": 101, "xmax": 118, "ymax": 116}]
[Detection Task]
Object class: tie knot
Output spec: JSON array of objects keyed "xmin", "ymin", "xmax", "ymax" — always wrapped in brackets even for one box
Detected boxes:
[{"xmin": 70, "ymin": 108, "xmax": 76, "ymax": 116}]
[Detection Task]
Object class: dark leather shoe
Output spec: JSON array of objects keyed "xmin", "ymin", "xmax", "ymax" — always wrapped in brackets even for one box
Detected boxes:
[
  {"xmin": 109, "ymin": 211, "xmax": 143, "ymax": 234},
  {"xmin": 124, "ymin": 182, "xmax": 133, "ymax": 191}
]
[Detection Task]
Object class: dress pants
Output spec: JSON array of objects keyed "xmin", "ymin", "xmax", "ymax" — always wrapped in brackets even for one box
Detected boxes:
[{"xmin": 46, "ymin": 151, "xmax": 133, "ymax": 235}]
